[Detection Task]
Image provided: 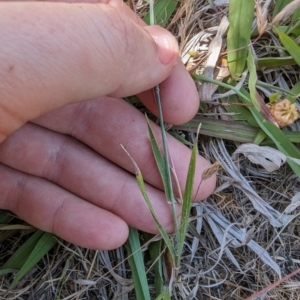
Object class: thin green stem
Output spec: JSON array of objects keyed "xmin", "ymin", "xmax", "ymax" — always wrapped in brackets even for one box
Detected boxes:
[
  {"xmin": 154, "ymin": 86, "xmax": 178, "ymax": 234},
  {"xmin": 149, "ymin": 0, "xmax": 179, "ymax": 252}
]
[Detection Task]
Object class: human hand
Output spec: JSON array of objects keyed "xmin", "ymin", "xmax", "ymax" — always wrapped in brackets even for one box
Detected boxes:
[{"xmin": 0, "ymin": 0, "xmax": 216, "ymax": 250}]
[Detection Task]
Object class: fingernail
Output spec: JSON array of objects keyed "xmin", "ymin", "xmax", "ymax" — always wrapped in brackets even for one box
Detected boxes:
[{"xmin": 145, "ymin": 26, "xmax": 179, "ymax": 65}]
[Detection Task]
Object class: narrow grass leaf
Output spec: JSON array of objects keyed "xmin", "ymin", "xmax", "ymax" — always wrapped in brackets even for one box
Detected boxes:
[
  {"xmin": 126, "ymin": 228, "xmax": 151, "ymax": 300},
  {"xmin": 272, "ymin": 0, "xmax": 300, "ymax": 25},
  {"xmin": 292, "ymin": 7, "xmax": 300, "ymax": 36},
  {"xmin": 273, "ymin": 0, "xmax": 293, "ymax": 17},
  {"xmin": 0, "ymin": 230, "xmax": 19, "ymax": 243},
  {"xmin": 146, "ymin": 117, "xmax": 173, "ymax": 203},
  {"xmin": 175, "ymin": 118, "xmax": 300, "ymax": 144},
  {"xmin": 121, "ymin": 145, "xmax": 176, "ymax": 263},
  {"xmin": 287, "ymin": 80, "xmax": 300, "ymax": 103},
  {"xmin": 9, "ymin": 232, "xmax": 56, "ymax": 289},
  {"xmin": 145, "ymin": 234, "xmax": 163, "ymax": 296},
  {"xmin": 227, "ymin": 0, "xmax": 254, "ymax": 78},
  {"xmin": 155, "ymin": 286, "xmax": 171, "ymax": 300},
  {"xmin": 257, "ymin": 56, "xmax": 296, "ymax": 70},
  {"xmin": 178, "ymin": 142, "xmax": 197, "ymax": 256},
  {"xmin": 0, "ymin": 211, "xmax": 15, "ymax": 223},
  {"xmin": 0, "ymin": 224, "xmax": 33, "ymax": 230},
  {"xmin": 219, "ymin": 90, "xmax": 258, "ymax": 127},
  {"xmin": 275, "ymin": 28, "xmax": 300, "ymax": 66},
  {"xmin": 257, "ymin": 80, "xmax": 298, "ymax": 97},
  {"xmin": 253, "ymin": 129, "xmax": 267, "ymax": 145},
  {"xmin": 247, "ymin": 51, "xmax": 277, "ymax": 124},
  {"xmin": 176, "ymin": 116, "xmax": 260, "ymax": 143},
  {"xmin": 143, "ymin": 0, "xmax": 178, "ymax": 26},
  {"xmin": 169, "ymin": 131, "xmax": 193, "ymax": 146},
  {"xmin": 0, "ymin": 230, "xmax": 44, "ymax": 271},
  {"xmin": 0, "ymin": 269, "xmax": 18, "ymax": 276},
  {"xmin": 135, "ymin": 169, "xmax": 175, "ymax": 263}
]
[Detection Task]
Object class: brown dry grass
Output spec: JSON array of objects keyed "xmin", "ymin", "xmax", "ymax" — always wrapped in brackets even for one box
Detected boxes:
[{"xmin": 1, "ymin": 0, "xmax": 300, "ymax": 299}]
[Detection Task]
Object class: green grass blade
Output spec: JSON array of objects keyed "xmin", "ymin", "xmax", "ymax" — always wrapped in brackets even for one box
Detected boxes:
[
  {"xmin": 0, "ymin": 269, "xmax": 18, "ymax": 276},
  {"xmin": 9, "ymin": 232, "xmax": 56, "ymax": 289},
  {"xmin": 247, "ymin": 51, "xmax": 276, "ymax": 123},
  {"xmin": 126, "ymin": 228, "xmax": 151, "ymax": 300},
  {"xmin": 121, "ymin": 146, "xmax": 176, "ymax": 263},
  {"xmin": 257, "ymin": 56, "xmax": 296, "ymax": 69},
  {"xmin": 253, "ymin": 129, "xmax": 267, "ymax": 145},
  {"xmin": 146, "ymin": 117, "xmax": 173, "ymax": 203},
  {"xmin": 155, "ymin": 286, "xmax": 171, "ymax": 300},
  {"xmin": 0, "ymin": 230, "xmax": 44, "ymax": 271},
  {"xmin": 257, "ymin": 80, "xmax": 298, "ymax": 97},
  {"xmin": 143, "ymin": 0, "xmax": 178, "ymax": 26},
  {"xmin": 292, "ymin": 7, "xmax": 300, "ymax": 36},
  {"xmin": 135, "ymin": 168, "xmax": 176, "ymax": 263},
  {"xmin": 178, "ymin": 142, "xmax": 197, "ymax": 257},
  {"xmin": 169, "ymin": 131, "xmax": 193, "ymax": 146},
  {"xmin": 218, "ymin": 89, "xmax": 258, "ymax": 126},
  {"xmin": 273, "ymin": 0, "xmax": 293, "ymax": 17},
  {"xmin": 275, "ymin": 28, "xmax": 300, "ymax": 66},
  {"xmin": 174, "ymin": 118, "xmax": 300, "ymax": 144},
  {"xmin": 144, "ymin": 233, "xmax": 164, "ymax": 296},
  {"xmin": 175, "ymin": 118, "xmax": 260, "ymax": 143},
  {"xmin": 227, "ymin": 0, "xmax": 254, "ymax": 78},
  {"xmin": 287, "ymin": 80, "xmax": 300, "ymax": 103},
  {"xmin": 0, "ymin": 210, "xmax": 15, "ymax": 223}
]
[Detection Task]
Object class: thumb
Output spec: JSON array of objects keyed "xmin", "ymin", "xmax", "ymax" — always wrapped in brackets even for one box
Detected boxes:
[{"xmin": 0, "ymin": 2, "xmax": 179, "ymax": 142}]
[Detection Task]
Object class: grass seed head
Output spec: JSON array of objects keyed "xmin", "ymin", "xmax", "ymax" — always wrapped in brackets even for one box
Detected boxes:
[{"xmin": 268, "ymin": 99, "xmax": 299, "ymax": 127}]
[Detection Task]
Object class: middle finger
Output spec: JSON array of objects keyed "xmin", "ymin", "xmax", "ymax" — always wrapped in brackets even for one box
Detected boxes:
[{"xmin": 0, "ymin": 122, "xmax": 177, "ymax": 233}]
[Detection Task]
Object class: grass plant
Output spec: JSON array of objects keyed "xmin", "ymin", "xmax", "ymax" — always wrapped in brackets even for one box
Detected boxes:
[{"xmin": 1, "ymin": 0, "xmax": 300, "ymax": 299}]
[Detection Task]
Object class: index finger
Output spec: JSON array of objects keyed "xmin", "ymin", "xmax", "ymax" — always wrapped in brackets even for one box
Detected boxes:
[{"xmin": 41, "ymin": 0, "xmax": 200, "ymax": 125}]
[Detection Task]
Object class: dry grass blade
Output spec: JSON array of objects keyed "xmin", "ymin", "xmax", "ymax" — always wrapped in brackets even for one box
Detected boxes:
[
  {"xmin": 284, "ymin": 191, "xmax": 300, "ymax": 213},
  {"xmin": 244, "ymin": 266, "xmax": 300, "ymax": 300},
  {"xmin": 199, "ymin": 16, "xmax": 229, "ymax": 101},
  {"xmin": 203, "ymin": 199, "xmax": 282, "ymax": 276},
  {"xmin": 255, "ymin": 0, "xmax": 268, "ymax": 35},
  {"xmin": 272, "ymin": 0, "xmax": 300, "ymax": 25},
  {"xmin": 213, "ymin": 139, "xmax": 291, "ymax": 227},
  {"xmin": 201, "ymin": 161, "xmax": 221, "ymax": 180},
  {"xmin": 233, "ymin": 143, "xmax": 287, "ymax": 172}
]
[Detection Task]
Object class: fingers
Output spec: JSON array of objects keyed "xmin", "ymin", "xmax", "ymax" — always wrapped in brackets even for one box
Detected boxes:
[
  {"xmin": 0, "ymin": 164, "xmax": 128, "ymax": 250},
  {"xmin": 105, "ymin": 0, "xmax": 200, "ymax": 124},
  {"xmin": 34, "ymin": 97, "xmax": 216, "ymax": 200},
  {"xmin": 0, "ymin": 123, "xmax": 177, "ymax": 236},
  {"xmin": 0, "ymin": 1, "xmax": 178, "ymax": 141}
]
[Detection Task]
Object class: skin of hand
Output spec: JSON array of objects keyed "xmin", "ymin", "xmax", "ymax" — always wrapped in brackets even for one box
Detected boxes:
[{"xmin": 0, "ymin": 0, "xmax": 216, "ymax": 250}]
